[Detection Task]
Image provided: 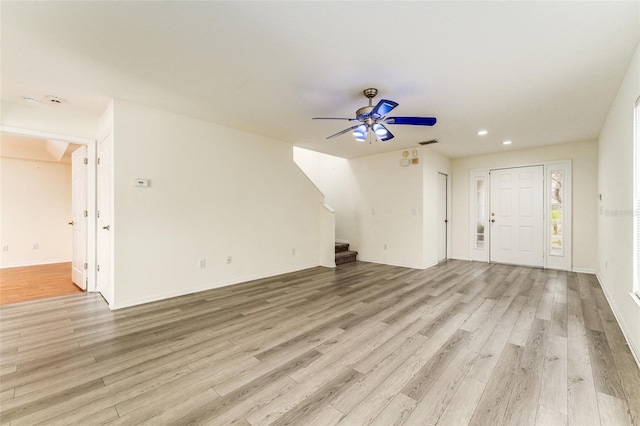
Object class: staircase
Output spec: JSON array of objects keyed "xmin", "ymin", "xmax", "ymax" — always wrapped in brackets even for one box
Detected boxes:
[{"xmin": 335, "ymin": 242, "xmax": 358, "ymax": 265}]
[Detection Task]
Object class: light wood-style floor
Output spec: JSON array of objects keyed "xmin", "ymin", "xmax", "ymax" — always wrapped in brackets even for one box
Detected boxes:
[
  {"xmin": 0, "ymin": 263, "xmax": 82, "ymax": 306},
  {"xmin": 1, "ymin": 260, "xmax": 639, "ymax": 425}
]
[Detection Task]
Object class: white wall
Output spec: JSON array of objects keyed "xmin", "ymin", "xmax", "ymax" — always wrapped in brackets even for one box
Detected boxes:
[
  {"xmin": 293, "ymin": 148, "xmax": 356, "ymax": 242},
  {"xmin": 111, "ymin": 100, "xmax": 327, "ymax": 308},
  {"xmin": 0, "ymin": 157, "xmax": 72, "ymax": 267},
  {"xmin": 422, "ymin": 147, "xmax": 452, "ymax": 267},
  {"xmin": 295, "ymin": 145, "xmax": 450, "ymax": 269},
  {"xmin": 597, "ymin": 42, "xmax": 640, "ymax": 361},
  {"xmin": 450, "ymin": 139, "xmax": 599, "ymax": 272},
  {"xmin": 349, "ymin": 149, "xmax": 424, "ymax": 268}
]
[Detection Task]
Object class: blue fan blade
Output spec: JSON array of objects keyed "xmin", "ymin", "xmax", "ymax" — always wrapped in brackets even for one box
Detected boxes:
[
  {"xmin": 379, "ymin": 126, "xmax": 394, "ymax": 141},
  {"xmin": 370, "ymin": 99, "xmax": 399, "ymax": 118},
  {"xmin": 313, "ymin": 117, "xmax": 359, "ymax": 121},
  {"xmin": 326, "ymin": 125, "xmax": 359, "ymax": 139},
  {"xmin": 385, "ymin": 116, "xmax": 437, "ymax": 126}
]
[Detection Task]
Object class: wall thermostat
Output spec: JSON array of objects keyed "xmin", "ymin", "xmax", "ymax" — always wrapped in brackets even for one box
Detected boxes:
[{"xmin": 134, "ymin": 178, "xmax": 150, "ymax": 187}]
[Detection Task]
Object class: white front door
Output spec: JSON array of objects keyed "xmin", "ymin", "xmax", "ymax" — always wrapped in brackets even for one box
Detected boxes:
[
  {"xmin": 490, "ymin": 166, "xmax": 544, "ymax": 267},
  {"xmin": 71, "ymin": 145, "xmax": 88, "ymax": 289},
  {"xmin": 438, "ymin": 172, "xmax": 448, "ymax": 262},
  {"xmin": 97, "ymin": 134, "xmax": 112, "ymax": 304}
]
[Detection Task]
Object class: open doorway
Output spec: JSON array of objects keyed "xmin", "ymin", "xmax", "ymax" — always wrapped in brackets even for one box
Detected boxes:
[{"xmin": 0, "ymin": 129, "xmax": 96, "ymax": 304}]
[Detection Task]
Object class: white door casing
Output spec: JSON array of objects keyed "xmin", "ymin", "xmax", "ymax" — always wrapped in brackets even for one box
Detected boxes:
[
  {"xmin": 438, "ymin": 172, "xmax": 448, "ymax": 262},
  {"xmin": 490, "ymin": 166, "xmax": 544, "ymax": 267},
  {"xmin": 97, "ymin": 133, "xmax": 112, "ymax": 304},
  {"xmin": 71, "ymin": 145, "xmax": 88, "ymax": 289}
]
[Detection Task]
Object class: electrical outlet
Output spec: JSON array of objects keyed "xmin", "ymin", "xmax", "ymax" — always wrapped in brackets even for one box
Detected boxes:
[
  {"xmin": 2, "ymin": 245, "xmax": 8, "ymax": 252},
  {"xmin": 198, "ymin": 258, "xmax": 206, "ymax": 268},
  {"xmin": 383, "ymin": 243, "xmax": 387, "ymax": 250},
  {"xmin": 33, "ymin": 243, "xmax": 39, "ymax": 250},
  {"xmin": 292, "ymin": 248, "xmax": 296, "ymax": 255},
  {"xmin": 227, "ymin": 256, "xmax": 232, "ymax": 264}
]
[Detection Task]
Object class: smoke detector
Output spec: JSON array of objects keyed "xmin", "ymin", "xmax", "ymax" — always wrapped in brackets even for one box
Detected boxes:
[{"xmin": 45, "ymin": 95, "xmax": 64, "ymax": 105}]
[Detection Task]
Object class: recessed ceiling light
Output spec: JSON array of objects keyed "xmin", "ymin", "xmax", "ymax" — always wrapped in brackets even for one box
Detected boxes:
[
  {"xmin": 477, "ymin": 130, "xmax": 488, "ymax": 136},
  {"xmin": 23, "ymin": 97, "xmax": 41, "ymax": 105},
  {"xmin": 503, "ymin": 140, "xmax": 513, "ymax": 145}
]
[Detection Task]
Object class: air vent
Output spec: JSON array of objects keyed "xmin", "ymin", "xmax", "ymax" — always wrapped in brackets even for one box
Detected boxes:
[{"xmin": 419, "ymin": 139, "xmax": 438, "ymax": 145}]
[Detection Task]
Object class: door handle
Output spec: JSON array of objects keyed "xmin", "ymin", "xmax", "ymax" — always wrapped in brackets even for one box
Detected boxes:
[
  {"xmin": 102, "ymin": 225, "xmax": 110, "ymax": 231},
  {"xmin": 68, "ymin": 221, "xmax": 74, "ymax": 225},
  {"xmin": 491, "ymin": 219, "xmax": 496, "ymax": 223}
]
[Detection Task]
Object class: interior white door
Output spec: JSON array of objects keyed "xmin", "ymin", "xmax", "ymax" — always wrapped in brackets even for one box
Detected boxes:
[
  {"xmin": 490, "ymin": 166, "xmax": 544, "ymax": 267},
  {"xmin": 438, "ymin": 172, "xmax": 448, "ymax": 262},
  {"xmin": 71, "ymin": 145, "xmax": 88, "ymax": 289},
  {"xmin": 97, "ymin": 134, "xmax": 112, "ymax": 304}
]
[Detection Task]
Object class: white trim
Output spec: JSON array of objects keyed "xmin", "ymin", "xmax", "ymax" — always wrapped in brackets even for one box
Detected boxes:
[
  {"xmin": 0, "ymin": 126, "xmax": 98, "ymax": 294},
  {"xmin": 357, "ymin": 256, "xmax": 438, "ymax": 270},
  {"xmin": 335, "ymin": 239, "xmax": 350, "ymax": 244},
  {"xmin": 1, "ymin": 259, "xmax": 73, "ymax": 268},
  {"xmin": 110, "ymin": 262, "xmax": 321, "ymax": 310},
  {"xmin": 630, "ymin": 291, "xmax": 640, "ymax": 309},
  {"xmin": 572, "ymin": 267, "xmax": 596, "ymax": 274},
  {"xmin": 633, "ymin": 96, "xmax": 640, "ymax": 303},
  {"xmin": 0, "ymin": 126, "xmax": 95, "ymax": 145},
  {"xmin": 596, "ymin": 273, "xmax": 640, "ymax": 370}
]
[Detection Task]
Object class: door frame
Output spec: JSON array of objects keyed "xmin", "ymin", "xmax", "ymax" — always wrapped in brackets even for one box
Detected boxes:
[
  {"xmin": 438, "ymin": 172, "xmax": 449, "ymax": 262},
  {"xmin": 469, "ymin": 160, "xmax": 572, "ymax": 271},
  {"xmin": 1, "ymin": 126, "xmax": 98, "ymax": 291},
  {"xmin": 71, "ymin": 145, "xmax": 88, "ymax": 289}
]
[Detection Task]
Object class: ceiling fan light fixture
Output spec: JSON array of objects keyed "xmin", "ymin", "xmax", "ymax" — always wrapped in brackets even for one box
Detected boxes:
[
  {"xmin": 373, "ymin": 123, "xmax": 387, "ymax": 136},
  {"xmin": 353, "ymin": 124, "xmax": 367, "ymax": 139}
]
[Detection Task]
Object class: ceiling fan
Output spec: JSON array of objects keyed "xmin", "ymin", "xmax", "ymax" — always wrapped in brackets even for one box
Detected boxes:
[{"xmin": 313, "ymin": 88, "xmax": 437, "ymax": 143}]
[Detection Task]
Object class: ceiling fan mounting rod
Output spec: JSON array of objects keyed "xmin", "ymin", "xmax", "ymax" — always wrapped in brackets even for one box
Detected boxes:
[{"xmin": 363, "ymin": 88, "xmax": 378, "ymax": 106}]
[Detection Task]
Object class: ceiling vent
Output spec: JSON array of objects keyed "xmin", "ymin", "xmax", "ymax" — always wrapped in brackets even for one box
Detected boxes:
[{"xmin": 419, "ymin": 139, "xmax": 438, "ymax": 145}]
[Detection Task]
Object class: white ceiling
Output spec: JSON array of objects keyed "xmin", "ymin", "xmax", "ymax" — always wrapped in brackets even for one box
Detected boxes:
[{"xmin": 1, "ymin": 1, "xmax": 638, "ymax": 159}]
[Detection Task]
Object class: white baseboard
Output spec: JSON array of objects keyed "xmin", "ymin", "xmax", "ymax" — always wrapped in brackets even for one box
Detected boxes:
[
  {"xmin": 1, "ymin": 259, "xmax": 72, "ymax": 269},
  {"xmin": 572, "ymin": 267, "xmax": 596, "ymax": 274},
  {"xmin": 595, "ymin": 272, "xmax": 640, "ymax": 371},
  {"xmin": 110, "ymin": 262, "xmax": 320, "ymax": 310},
  {"xmin": 356, "ymin": 256, "xmax": 437, "ymax": 270}
]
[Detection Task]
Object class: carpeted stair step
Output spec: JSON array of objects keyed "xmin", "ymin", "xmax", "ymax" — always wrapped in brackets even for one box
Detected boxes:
[
  {"xmin": 335, "ymin": 250, "xmax": 358, "ymax": 265},
  {"xmin": 335, "ymin": 242, "xmax": 357, "ymax": 264},
  {"xmin": 335, "ymin": 242, "xmax": 350, "ymax": 253}
]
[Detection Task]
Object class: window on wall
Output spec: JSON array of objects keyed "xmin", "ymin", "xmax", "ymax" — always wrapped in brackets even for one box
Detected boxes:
[
  {"xmin": 634, "ymin": 96, "xmax": 640, "ymax": 300},
  {"xmin": 550, "ymin": 170, "xmax": 564, "ymax": 256},
  {"xmin": 475, "ymin": 177, "xmax": 486, "ymax": 249}
]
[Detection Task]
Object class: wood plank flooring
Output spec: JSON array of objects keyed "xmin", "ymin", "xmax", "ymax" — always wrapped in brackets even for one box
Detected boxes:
[
  {"xmin": 1, "ymin": 260, "xmax": 639, "ymax": 425},
  {"xmin": 0, "ymin": 263, "xmax": 82, "ymax": 306}
]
